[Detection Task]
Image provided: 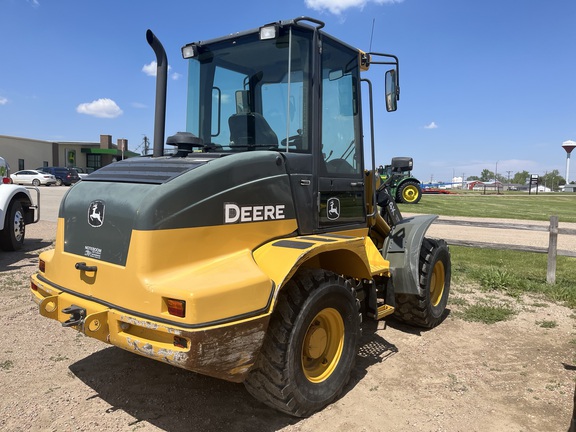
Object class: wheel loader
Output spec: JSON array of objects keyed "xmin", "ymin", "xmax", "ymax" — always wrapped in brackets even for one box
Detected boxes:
[{"xmin": 30, "ymin": 17, "xmax": 450, "ymax": 417}]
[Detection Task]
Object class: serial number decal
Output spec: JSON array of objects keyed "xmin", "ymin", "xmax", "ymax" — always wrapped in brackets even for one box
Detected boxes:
[
  {"xmin": 84, "ymin": 245, "xmax": 102, "ymax": 260},
  {"xmin": 224, "ymin": 203, "xmax": 285, "ymax": 224}
]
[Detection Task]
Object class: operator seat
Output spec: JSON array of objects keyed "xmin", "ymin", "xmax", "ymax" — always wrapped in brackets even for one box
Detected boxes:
[{"xmin": 228, "ymin": 112, "xmax": 278, "ymax": 150}]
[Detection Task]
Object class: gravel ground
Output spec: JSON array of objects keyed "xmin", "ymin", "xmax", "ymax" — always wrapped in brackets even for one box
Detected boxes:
[{"xmin": 0, "ymin": 218, "xmax": 574, "ymax": 432}]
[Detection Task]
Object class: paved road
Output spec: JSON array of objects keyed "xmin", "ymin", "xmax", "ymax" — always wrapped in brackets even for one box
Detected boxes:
[{"xmin": 35, "ymin": 185, "xmax": 69, "ymax": 222}]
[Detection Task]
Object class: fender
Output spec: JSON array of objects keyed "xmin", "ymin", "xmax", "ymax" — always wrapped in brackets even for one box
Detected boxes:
[
  {"xmin": 382, "ymin": 214, "xmax": 437, "ymax": 295},
  {"xmin": 254, "ymin": 233, "xmax": 391, "ymax": 305},
  {"xmin": 0, "ymin": 185, "xmax": 36, "ymax": 230}
]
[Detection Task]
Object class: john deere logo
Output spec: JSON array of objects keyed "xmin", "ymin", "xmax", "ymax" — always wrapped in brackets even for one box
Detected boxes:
[
  {"xmin": 327, "ymin": 198, "xmax": 340, "ymax": 220},
  {"xmin": 88, "ymin": 201, "xmax": 105, "ymax": 227}
]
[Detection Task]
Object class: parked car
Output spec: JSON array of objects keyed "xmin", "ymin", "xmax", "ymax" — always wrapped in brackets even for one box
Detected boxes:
[
  {"xmin": 71, "ymin": 167, "xmax": 89, "ymax": 179},
  {"xmin": 36, "ymin": 167, "xmax": 80, "ymax": 186},
  {"xmin": 10, "ymin": 170, "xmax": 57, "ymax": 186}
]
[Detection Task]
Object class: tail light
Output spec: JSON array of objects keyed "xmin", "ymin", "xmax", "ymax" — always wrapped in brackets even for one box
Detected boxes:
[
  {"xmin": 39, "ymin": 259, "xmax": 46, "ymax": 273},
  {"xmin": 165, "ymin": 298, "xmax": 186, "ymax": 318}
]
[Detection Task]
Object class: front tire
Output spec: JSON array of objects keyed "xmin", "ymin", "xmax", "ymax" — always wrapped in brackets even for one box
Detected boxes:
[
  {"xmin": 397, "ymin": 180, "xmax": 422, "ymax": 204},
  {"xmin": 32, "ymin": 179, "xmax": 40, "ymax": 186},
  {"xmin": 0, "ymin": 201, "xmax": 25, "ymax": 251},
  {"xmin": 394, "ymin": 238, "xmax": 450, "ymax": 328},
  {"xmin": 245, "ymin": 269, "xmax": 360, "ymax": 417}
]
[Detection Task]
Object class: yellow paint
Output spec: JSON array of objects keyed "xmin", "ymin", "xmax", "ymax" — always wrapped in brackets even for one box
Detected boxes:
[{"xmin": 38, "ymin": 217, "xmax": 297, "ymax": 325}]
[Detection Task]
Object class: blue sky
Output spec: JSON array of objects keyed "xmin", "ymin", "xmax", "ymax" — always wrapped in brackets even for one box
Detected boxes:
[{"xmin": 1, "ymin": 0, "xmax": 575, "ymax": 182}]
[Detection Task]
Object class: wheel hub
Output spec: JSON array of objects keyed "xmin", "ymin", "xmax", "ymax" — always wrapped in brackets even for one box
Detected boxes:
[
  {"xmin": 13, "ymin": 210, "xmax": 24, "ymax": 242},
  {"xmin": 301, "ymin": 308, "xmax": 344, "ymax": 383},
  {"xmin": 304, "ymin": 324, "xmax": 328, "ymax": 359}
]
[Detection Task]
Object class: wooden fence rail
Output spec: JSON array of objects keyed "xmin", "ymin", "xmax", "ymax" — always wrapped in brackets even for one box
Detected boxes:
[{"xmin": 433, "ymin": 216, "xmax": 576, "ymax": 284}]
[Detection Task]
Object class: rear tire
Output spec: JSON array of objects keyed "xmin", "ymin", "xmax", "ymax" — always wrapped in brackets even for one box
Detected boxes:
[
  {"xmin": 396, "ymin": 180, "xmax": 422, "ymax": 204},
  {"xmin": 244, "ymin": 269, "xmax": 360, "ymax": 417},
  {"xmin": 0, "ymin": 201, "xmax": 25, "ymax": 251},
  {"xmin": 55, "ymin": 178, "xmax": 63, "ymax": 186},
  {"xmin": 394, "ymin": 238, "xmax": 450, "ymax": 328}
]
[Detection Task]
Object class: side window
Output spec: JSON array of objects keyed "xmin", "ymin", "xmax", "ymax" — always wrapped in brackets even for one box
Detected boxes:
[
  {"xmin": 212, "ymin": 66, "xmax": 248, "ymax": 147},
  {"xmin": 262, "ymin": 74, "xmax": 307, "ymax": 152},
  {"xmin": 321, "ymin": 42, "xmax": 361, "ymax": 176}
]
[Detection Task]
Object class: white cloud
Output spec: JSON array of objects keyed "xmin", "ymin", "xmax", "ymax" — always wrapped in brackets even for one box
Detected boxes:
[
  {"xmin": 76, "ymin": 98, "xmax": 123, "ymax": 118},
  {"xmin": 0, "ymin": 97, "xmax": 8, "ymax": 105},
  {"xmin": 142, "ymin": 61, "xmax": 178, "ymax": 79},
  {"xmin": 305, "ymin": 0, "xmax": 403, "ymax": 15},
  {"xmin": 142, "ymin": 61, "xmax": 157, "ymax": 76},
  {"xmin": 424, "ymin": 121, "xmax": 438, "ymax": 129},
  {"xmin": 131, "ymin": 102, "xmax": 147, "ymax": 109}
]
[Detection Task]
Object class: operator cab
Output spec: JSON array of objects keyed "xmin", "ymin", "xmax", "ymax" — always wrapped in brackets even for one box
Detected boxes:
[{"xmin": 175, "ymin": 17, "xmax": 398, "ymax": 234}]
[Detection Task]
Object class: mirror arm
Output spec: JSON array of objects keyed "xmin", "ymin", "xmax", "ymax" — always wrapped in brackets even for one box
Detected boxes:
[{"xmin": 367, "ymin": 52, "xmax": 400, "ymax": 100}]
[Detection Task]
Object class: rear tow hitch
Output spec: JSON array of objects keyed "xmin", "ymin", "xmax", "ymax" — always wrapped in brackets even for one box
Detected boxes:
[{"xmin": 62, "ymin": 305, "xmax": 86, "ymax": 327}]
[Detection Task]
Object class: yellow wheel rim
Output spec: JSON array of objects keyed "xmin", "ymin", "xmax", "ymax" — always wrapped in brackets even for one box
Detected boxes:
[
  {"xmin": 430, "ymin": 260, "xmax": 445, "ymax": 306},
  {"xmin": 402, "ymin": 185, "xmax": 420, "ymax": 203},
  {"xmin": 301, "ymin": 308, "xmax": 344, "ymax": 383}
]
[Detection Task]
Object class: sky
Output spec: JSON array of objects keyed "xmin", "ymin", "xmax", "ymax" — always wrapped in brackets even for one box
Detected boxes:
[{"xmin": 1, "ymin": 0, "xmax": 575, "ymax": 183}]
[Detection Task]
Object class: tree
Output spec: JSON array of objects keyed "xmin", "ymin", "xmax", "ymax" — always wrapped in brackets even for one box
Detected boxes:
[
  {"xmin": 480, "ymin": 169, "xmax": 494, "ymax": 182},
  {"xmin": 540, "ymin": 170, "xmax": 565, "ymax": 191},
  {"xmin": 466, "ymin": 175, "xmax": 480, "ymax": 181},
  {"xmin": 495, "ymin": 173, "xmax": 507, "ymax": 183},
  {"xmin": 512, "ymin": 170, "xmax": 530, "ymax": 185}
]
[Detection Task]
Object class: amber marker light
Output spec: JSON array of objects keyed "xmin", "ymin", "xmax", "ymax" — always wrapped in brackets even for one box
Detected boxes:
[
  {"xmin": 39, "ymin": 259, "xmax": 45, "ymax": 273},
  {"xmin": 165, "ymin": 298, "xmax": 186, "ymax": 318}
]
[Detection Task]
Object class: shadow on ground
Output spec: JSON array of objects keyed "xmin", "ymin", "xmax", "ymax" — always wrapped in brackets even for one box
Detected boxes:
[{"xmin": 69, "ymin": 321, "xmax": 400, "ymax": 431}]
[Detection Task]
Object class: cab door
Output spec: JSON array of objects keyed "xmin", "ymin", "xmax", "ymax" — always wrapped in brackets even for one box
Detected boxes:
[{"xmin": 317, "ymin": 37, "xmax": 365, "ymax": 231}]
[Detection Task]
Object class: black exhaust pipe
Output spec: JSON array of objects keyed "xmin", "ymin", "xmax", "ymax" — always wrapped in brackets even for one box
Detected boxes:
[{"xmin": 146, "ymin": 29, "xmax": 167, "ymax": 157}]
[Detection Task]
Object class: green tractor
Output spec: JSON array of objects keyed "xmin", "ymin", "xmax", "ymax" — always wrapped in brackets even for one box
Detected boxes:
[{"xmin": 378, "ymin": 157, "xmax": 422, "ymax": 204}]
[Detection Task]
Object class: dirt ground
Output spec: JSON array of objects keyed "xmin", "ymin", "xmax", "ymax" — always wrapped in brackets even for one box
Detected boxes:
[{"xmin": 0, "ymin": 220, "xmax": 574, "ymax": 432}]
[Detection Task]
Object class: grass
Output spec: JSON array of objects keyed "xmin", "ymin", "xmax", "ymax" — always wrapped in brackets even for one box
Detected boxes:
[
  {"xmin": 400, "ymin": 192, "xmax": 576, "ymax": 223},
  {"xmin": 397, "ymin": 193, "xmax": 576, "ymax": 310},
  {"xmin": 536, "ymin": 320, "xmax": 558, "ymax": 329},
  {"xmin": 457, "ymin": 303, "xmax": 516, "ymax": 324},
  {"xmin": 451, "ymin": 246, "xmax": 576, "ymax": 308}
]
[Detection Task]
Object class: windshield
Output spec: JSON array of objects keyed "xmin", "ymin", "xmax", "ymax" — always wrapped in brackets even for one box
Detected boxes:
[{"xmin": 185, "ymin": 28, "xmax": 312, "ymax": 153}]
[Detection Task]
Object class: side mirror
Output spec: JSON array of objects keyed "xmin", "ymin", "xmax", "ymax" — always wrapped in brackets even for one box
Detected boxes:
[{"xmin": 385, "ymin": 69, "xmax": 398, "ymax": 112}]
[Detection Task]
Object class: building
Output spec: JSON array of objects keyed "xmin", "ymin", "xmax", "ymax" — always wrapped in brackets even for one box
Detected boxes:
[{"xmin": 0, "ymin": 134, "xmax": 138, "ymax": 173}]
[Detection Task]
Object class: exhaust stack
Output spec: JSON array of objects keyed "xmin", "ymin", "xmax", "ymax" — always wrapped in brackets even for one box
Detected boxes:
[{"xmin": 146, "ymin": 29, "xmax": 167, "ymax": 157}]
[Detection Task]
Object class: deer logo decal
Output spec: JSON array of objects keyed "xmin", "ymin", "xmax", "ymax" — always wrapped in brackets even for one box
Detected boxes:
[
  {"xmin": 327, "ymin": 197, "xmax": 340, "ymax": 220},
  {"xmin": 88, "ymin": 200, "xmax": 105, "ymax": 228}
]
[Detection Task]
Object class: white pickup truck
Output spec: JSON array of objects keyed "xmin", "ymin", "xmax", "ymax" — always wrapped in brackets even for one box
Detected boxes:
[{"xmin": 0, "ymin": 157, "xmax": 39, "ymax": 251}]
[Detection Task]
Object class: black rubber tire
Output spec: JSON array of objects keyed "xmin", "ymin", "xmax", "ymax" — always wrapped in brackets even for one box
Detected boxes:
[
  {"xmin": 244, "ymin": 269, "xmax": 361, "ymax": 417},
  {"xmin": 394, "ymin": 238, "xmax": 450, "ymax": 328},
  {"xmin": 32, "ymin": 179, "xmax": 40, "ymax": 186},
  {"xmin": 396, "ymin": 180, "xmax": 422, "ymax": 204},
  {"xmin": 0, "ymin": 200, "xmax": 25, "ymax": 251},
  {"xmin": 55, "ymin": 178, "xmax": 63, "ymax": 186}
]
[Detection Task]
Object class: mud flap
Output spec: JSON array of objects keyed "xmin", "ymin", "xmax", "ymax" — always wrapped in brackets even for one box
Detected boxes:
[{"xmin": 382, "ymin": 214, "xmax": 437, "ymax": 295}]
